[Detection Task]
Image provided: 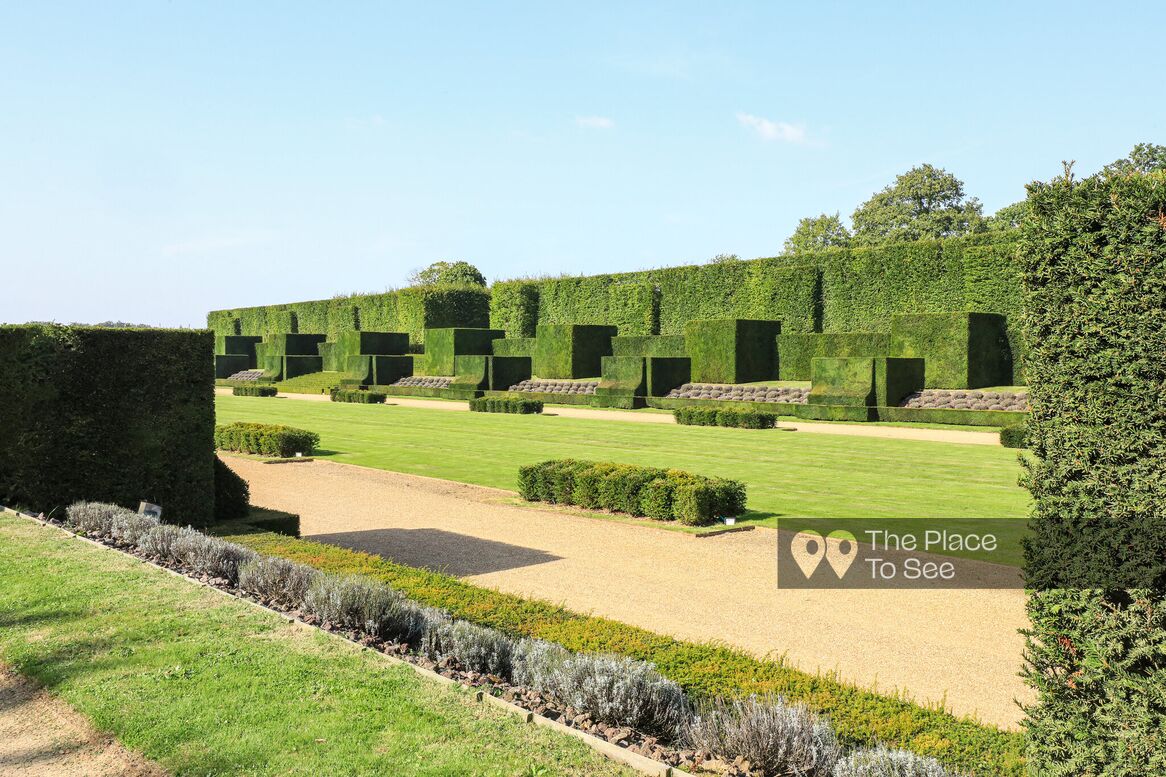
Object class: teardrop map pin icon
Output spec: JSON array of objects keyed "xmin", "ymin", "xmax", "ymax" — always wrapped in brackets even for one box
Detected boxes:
[
  {"xmin": 825, "ymin": 530, "xmax": 858, "ymax": 578},
  {"xmin": 790, "ymin": 530, "xmax": 826, "ymax": 579}
]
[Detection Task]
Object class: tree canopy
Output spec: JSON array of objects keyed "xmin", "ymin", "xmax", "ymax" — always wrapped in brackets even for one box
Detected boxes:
[
  {"xmin": 1102, "ymin": 142, "xmax": 1166, "ymax": 175},
  {"xmin": 782, "ymin": 213, "xmax": 851, "ymax": 254},
  {"xmin": 850, "ymin": 164, "xmax": 984, "ymax": 245},
  {"xmin": 407, "ymin": 260, "xmax": 487, "ymax": 287}
]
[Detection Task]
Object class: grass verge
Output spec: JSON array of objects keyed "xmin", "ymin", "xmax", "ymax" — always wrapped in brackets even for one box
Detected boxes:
[
  {"xmin": 0, "ymin": 513, "xmax": 631, "ymax": 777},
  {"xmin": 219, "ymin": 527, "xmax": 1026, "ymax": 776}
]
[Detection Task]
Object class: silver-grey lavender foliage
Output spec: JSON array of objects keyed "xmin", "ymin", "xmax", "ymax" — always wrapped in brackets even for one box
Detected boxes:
[
  {"xmin": 303, "ymin": 574, "xmax": 428, "ymax": 644},
  {"xmin": 109, "ymin": 511, "xmax": 161, "ymax": 545},
  {"xmin": 421, "ymin": 618, "xmax": 514, "ymax": 677},
  {"xmin": 136, "ymin": 523, "xmax": 183, "ymax": 558},
  {"xmin": 65, "ymin": 501, "xmax": 131, "ymax": 535},
  {"xmin": 832, "ymin": 746, "xmax": 958, "ymax": 777},
  {"xmin": 171, "ymin": 528, "xmax": 258, "ymax": 583},
  {"xmin": 685, "ymin": 695, "xmax": 840, "ymax": 777},
  {"xmin": 237, "ymin": 556, "xmax": 320, "ymax": 608}
]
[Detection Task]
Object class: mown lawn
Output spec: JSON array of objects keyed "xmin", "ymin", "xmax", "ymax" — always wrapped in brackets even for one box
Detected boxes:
[
  {"xmin": 0, "ymin": 514, "xmax": 631, "ymax": 777},
  {"xmin": 216, "ymin": 395, "xmax": 1031, "ymax": 561}
]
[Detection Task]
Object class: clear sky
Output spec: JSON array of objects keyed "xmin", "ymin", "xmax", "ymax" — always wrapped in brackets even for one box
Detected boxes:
[{"xmin": 2, "ymin": 2, "xmax": 1162, "ymax": 328}]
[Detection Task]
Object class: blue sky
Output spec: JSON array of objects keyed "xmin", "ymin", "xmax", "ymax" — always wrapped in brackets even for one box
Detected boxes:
[{"xmin": 2, "ymin": 2, "xmax": 1162, "ymax": 328}]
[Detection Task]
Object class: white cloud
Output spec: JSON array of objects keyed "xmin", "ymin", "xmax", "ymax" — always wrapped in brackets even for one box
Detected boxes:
[
  {"xmin": 736, "ymin": 112, "xmax": 807, "ymax": 144},
  {"xmin": 576, "ymin": 115, "xmax": 615, "ymax": 130}
]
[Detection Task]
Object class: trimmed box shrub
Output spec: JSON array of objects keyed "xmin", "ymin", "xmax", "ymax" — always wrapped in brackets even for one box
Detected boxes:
[
  {"xmin": 214, "ymin": 422, "xmax": 319, "ymax": 458},
  {"xmin": 776, "ymin": 332, "xmax": 891, "ymax": 381},
  {"xmin": 890, "ymin": 312, "xmax": 1010, "ymax": 389},
  {"xmin": 517, "ymin": 459, "xmax": 745, "ymax": 525},
  {"xmin": 0, "ymin": 325, "xmax": 216, "ymax": 525},
  {"xmin": 675, "ymin": 407, "xmax": 777, "ymax": 429},
  {"xmin": 468, "ymin": 397, "xmax": 543, "ymax": 414},
  {"xmin": 233, "ymin": 385, "xmax": 278, "ymax": 397},
  {"xmin": 1019, "ymin": 168, "xmax": 1166, "ymax": 776},
  {"xmin": 330, "ymin": 389, "xmax": 387, "ymax": 404},
  {"xmin": 998, "ymin": 424, "xmax": 1026, "ymax": 448},
  {"xmin": 645, "ymin": 357, "xmax": 691, "ymax": 397},
  {"xmin": 422, "ymin": 327, "xmax": 504, "ymax": 376},
  {"xmin": 214, "ymin": 334, "xmax": 263, "ymax": 358},
  {"xmin": 684, "ymin": 319, "xmax": 781, "ymax": 384},
  {"xmin": 532, "ymin": 324, "xmax": 618, "ymax": 379},
  {"xmin": 874, "ymin": 406, "xmax": 1027, "ymax": 428}
]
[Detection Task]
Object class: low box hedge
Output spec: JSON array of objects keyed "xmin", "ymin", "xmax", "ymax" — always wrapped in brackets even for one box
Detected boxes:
[
  {"xmin": 517, "ymin": 459, "xmax": 745, "ymax": 526},
  {"xmin": 330, "ymin": 389, "xmax": 386, "ymax": 404},
  {"xmin": 999, "ymin": 424, "xmax": 1027, "ymax": 448},
  {"xmin": 214, "ymin": 422, "xmax": 320, "ymax": 458},
  {"xmin": 232, "ymin": 385, "xmax": 278, "ymax": 397},
  {"xmin": 468, "ymin": 397, "xmax": 543, "ymax": 414},
  {"xmin": 674, "ymin": 407, "xmax": 777, "ymax": 429}
]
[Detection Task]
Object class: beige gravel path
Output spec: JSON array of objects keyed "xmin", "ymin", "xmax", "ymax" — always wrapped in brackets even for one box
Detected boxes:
[
  {"xmin": 0, "ymin": 666, "xmax": 165, "ymax": 777},
  {"xmin": 215, "ymin": 388, "xmax": 1002, "ymax": 445},
  {"xmin": 227, "ymin": 456, "xmax": 1030, "ymax": 730}
]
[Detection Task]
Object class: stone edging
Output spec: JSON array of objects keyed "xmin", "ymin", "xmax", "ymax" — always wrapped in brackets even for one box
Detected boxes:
[{"xmin": 0, "ymin": 506, "xmax": 691, "ymax": 777}]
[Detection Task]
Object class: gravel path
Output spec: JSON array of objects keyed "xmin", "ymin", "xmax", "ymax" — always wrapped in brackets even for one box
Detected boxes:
[
  {"xmin": 0, "ymin": 666, "xmax": 164, "ymax": 777},
  {"xmin": 227, "ymin": 456, "xmax": 1030, "ymax": 729},
  {"xmin": 216, "ymin": 388, "xmax": 1003, "ymax": 444}
]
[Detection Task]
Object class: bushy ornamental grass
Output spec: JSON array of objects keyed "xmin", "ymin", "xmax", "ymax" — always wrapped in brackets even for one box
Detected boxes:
[
  {"xmin": 832, "ymin": 746, "xmax": 959, "ymax": 777},
  {"xmin": 517, "ymin": 460, "xmax": 746, "ymax": 526},
  {"xmin": 330, "ymin": 389, "xmax": 387, "ymax": 404},
  {"xmin": 468, "ymin": 397, "xmax": 543, "ymax": 414},
  {"xmin": 232, "ymin": 384, "xmax": 278, "ymax": 397},
  {"xmin": 686, "ymin": 695, "xmax": 840, "ymax": 777},
  {"xmin": 238, "ymin": 556, "xmax": 320, "ymax": 609},
  {"xmin": 422, "ymin": 618, "xmax": 515, "ymax": 677},
  {"xmin": 214, "ymin": 421, "xmax": 319, "ymax": 458},
  {"xmin": 674, "ymin": 407, "xmax": 778, "ymax": 429}
]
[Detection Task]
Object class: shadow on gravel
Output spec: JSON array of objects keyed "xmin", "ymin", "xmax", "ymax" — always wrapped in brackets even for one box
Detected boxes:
[{"xmin": 309, "ymin": 528, "xmax": 563, "ymax": 577}]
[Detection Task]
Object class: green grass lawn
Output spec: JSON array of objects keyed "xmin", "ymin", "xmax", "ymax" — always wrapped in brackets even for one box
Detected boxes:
[
  {"xmin": 0, "ymin": 513, "xmax": 630, "ymax": 777},
  {"xmin": 217, "ymin": 395, "xmax": 1031, "ymax": 563}
]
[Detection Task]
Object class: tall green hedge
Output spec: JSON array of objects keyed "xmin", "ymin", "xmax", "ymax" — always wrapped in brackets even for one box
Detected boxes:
[
  {"xmin": 776, "ymin": 332, "xmax": 890, "ymax": 381},
  {"xmin": 0, "ymin": 325, "xmax": 215, "ymax": 525},
  {"xmin": 1019, "ymin": 168, "xmax": 1166, "ymax": 775},
  {"xmin": 207, "ymin": 285, "xmax": 490, "ymax": 345},
  {"xmin": 488, "ymin": 282, "xmax": 540, "ymax": 337},
  {"xmin": 610, "ymin": 335, "xmax": 688, "ymax": 358},
  {"xmin": 645, "ymin": 357, "xmax": 691, "ymax": 396},
  {"xmin": 491, "ymin": 337, "xmax": 535, "ymax": 357}
]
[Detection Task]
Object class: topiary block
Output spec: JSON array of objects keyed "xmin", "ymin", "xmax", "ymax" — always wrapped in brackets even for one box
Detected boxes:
[
  {"xmin": 423, "ymin": 328, "xmax": 505, "ymax": 376},
  {"xmin": 777, "ymin": 332, "xmax": 891, "ymax": 381},
  {"xmin": 890, "ymin": 312, "xmax": 1010, "ymax": 389},
  {"xmin": 596, "ymin": 356, "xmax": 646, "ymax": 398},
  {"xmin": 809, "ymin": 356, "xmax": 924, "ymax": 407},
  {"xmin": 532, "ymin": 324, "xmax": 617, "ymax": 379},
  {"xmin": 488, "ymin": 356, "xmax": 532, "ymax": 391},
  {"xmin": 684, "ymin": 319, "xmax": 781, "ymax": 384},
  {"xmin": 645, "ymin": 357, "xmax": 691, "ymax": 396}
]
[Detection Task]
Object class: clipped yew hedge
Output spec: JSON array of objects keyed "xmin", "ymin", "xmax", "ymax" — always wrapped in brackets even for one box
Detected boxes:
[
  {"xmin": 214, "ymin": 422, "xmax": 319, "ymax": 458},
  {"xmin": 518, "ymin": 460, "xmax": 745, "ymax": 525},
  {"xmin": 1019, "ymin": 167, "xmax": 1166, "ymax": 775}
]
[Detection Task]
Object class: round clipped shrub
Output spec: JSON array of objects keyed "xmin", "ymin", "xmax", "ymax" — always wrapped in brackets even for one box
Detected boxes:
[{"xmin": 999, "ymin": 424, "xmax": 1027, "ymax": 448}]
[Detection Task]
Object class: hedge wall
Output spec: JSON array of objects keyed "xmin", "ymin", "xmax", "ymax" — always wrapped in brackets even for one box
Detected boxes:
[
  {"xmin": 0, "ymin": 325, "xmax": 215, "ymax": 525},
  {"xmin": 491, "ymin": 337, "xmax": 535, "ymax": 357},
  {"xmin": 1019, "ymin": 169, "xmax": 1166, "ymax": 775},
  {"xmin": 808, "ymin": 357, "xmax": 876, "ymax": 407},
  {"xmin": 488, "ymin": 282, "xmax": 540, "ymax": 338},
  {"xmin": 207, "ymin": 285, "xmax": 490, "ymax": 345},
  {"xmin": 776, "ymin": 332, "xmax": 890, "ymax": 381}
]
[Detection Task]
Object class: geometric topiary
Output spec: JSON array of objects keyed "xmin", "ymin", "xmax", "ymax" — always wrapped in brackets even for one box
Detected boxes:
[
  {"xmin": 808, "ymin": 356, "xmax": 923, "ymax": 407},
  {"xmin": 776, "ymin": 332, "xmax": 890, "ymax": 381},
  {"xmin": 890, "ymin": 312, "xmax": 1010, "ymax": 389},
  {"xmin": 532, "ymin": 324, "xmax": 617, "ymax": 379},
  {"xmin": 423, "ymin": 328, "xmax": 505, "ymax": 376},
  {"xmin": 684, "ymin": 319, "xmax": 781, "ymax": 384}
]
